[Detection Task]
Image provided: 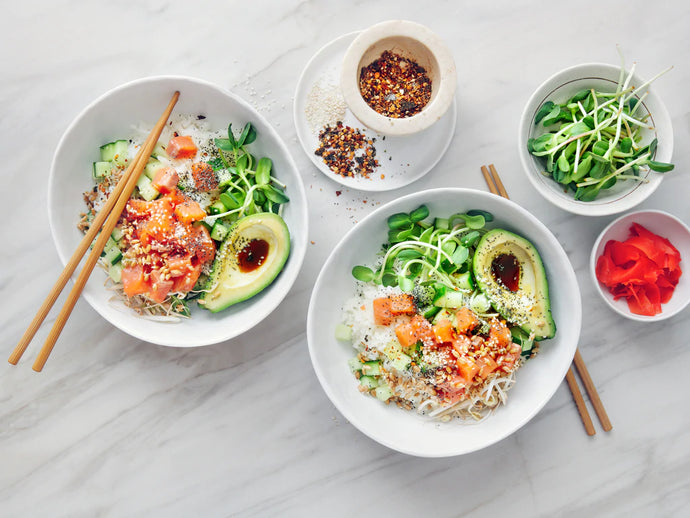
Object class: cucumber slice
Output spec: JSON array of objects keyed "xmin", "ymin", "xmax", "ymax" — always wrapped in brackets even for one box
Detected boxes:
[
  {"xmin": 111, "ymin": 226, "xmax": 124, "ymax": 242},
  {"xmin": 103, "ymin": 245, "xmax": 122, "ymax": 265},
  {"xmin": 92, "ymin": 161, "xmax": 113, "ymax": 179},
  {"xmin": 434, "ymin": 217, "xmax": 450, "ymax": 230},
  {"xmin": 434, "ymin": 289, "xmax": 466, "ymax": 309},
  {"xmin": 151, "ymin": 141, "xmax": 167, "ymax": 159},
  {"xmin": 374, "ymin": 384, "xmax": 394, "ymax": 402},
  {"xmin": 108, "ymin": 262, "xmax": 123, "ymax": 283},
  {"xmin": 100, "ymin": 140, "xmax": 129, "ymax": 165},
  {"xmin": 144, "ymin": 159, "xmax": 165, "ymax": 179},
  {"xmin": 208, "ymin": 201, "xmax": 226, "ymax": 215},
  {"xmin": 136, "ymin": 174, "xmax": 159, "ymax": 201},
  {"xmin": 334, "ymin": 323, "xmax": 352, "ymax": 342},
  {"xmin": 361, "ymin": 360, "xmax": 381, "ymax": 376},
  {"xmin": 359, "ymin": 375, "xmax": 379, "ymax": 390},
  {"xmin": 347, "ymin": 357, "xmax": 363, "ymax": 373},
  {"xmin": 383, "ymin": 342, "xmax": 411, "ymax": 372},
  {"xmin": 210, "ymin": 220, "xmax": 230, "ymax": 242}
]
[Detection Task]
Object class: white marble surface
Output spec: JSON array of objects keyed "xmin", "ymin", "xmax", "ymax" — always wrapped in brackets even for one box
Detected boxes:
[{"xmin": 2, "ymin": 1, "xmax": 690, "ymax": 516}]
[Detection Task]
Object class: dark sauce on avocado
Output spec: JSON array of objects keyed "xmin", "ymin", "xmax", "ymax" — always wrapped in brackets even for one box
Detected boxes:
[
  {"xmin": 237, "ymin": 239, "xmax": 269, "ymax": 272},
  {"xmin": 491, "ymin": 253, "xmax": 520, "ymax": 292}
]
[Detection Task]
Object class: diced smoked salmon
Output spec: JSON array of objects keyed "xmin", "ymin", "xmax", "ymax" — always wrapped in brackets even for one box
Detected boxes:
[
  {"xmin": 395, "ymin": 314, "xmax": 436, "ymax": 349},
  {"xmin": 174, "ymin": 199, "xmax": 207, "ymax": 225},
  {"xmin": 455, "ymin": 306, "xmax": 479, "ymax": 334},
  {"xmin": 433, "ymin": 318, "xmax": 455, "ymax": 344},
  {"xmin": 121, "ymin": 264, "xmax": 150, "ymax": 297},
  {"xmin": 166, "ymin": 136, "xmax": 197, "ymax": 159},
  {"xmin": 151, "ymin": 167, "xmax": 179, "ymax": 194}
]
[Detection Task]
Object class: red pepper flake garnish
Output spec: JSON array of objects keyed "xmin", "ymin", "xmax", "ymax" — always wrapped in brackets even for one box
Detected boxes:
[
  {"xmin": 314, "ymin": 121, "xmax": 379, "ymax": 178},
  {"xmin": 595, "ymin": 223, "xmax": 682, "ymax": 316},
  {"xmin": 359, "ymin": 50, "xmax": 432, "ymax": 118}
]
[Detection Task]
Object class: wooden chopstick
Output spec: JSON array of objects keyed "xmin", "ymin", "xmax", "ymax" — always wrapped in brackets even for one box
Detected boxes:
[
  {"xmin": 480, "ymin": 163, "xmax": 611, "ymax": 434},
  {"xmin": 573, "ymin": 349, "xmax": 612, "ymax": 431},
  {"xmin": 565, "ymin": 367, "xmax": 596, "ymax": 435},
  {"xmin": 8, "ymin": 91, "xmax": 180, "ymax": 371}
]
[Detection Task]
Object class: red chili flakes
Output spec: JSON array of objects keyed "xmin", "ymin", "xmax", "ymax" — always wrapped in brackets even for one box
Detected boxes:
[
  {"xmin": 314, "ymin": 122, "xmax": 379, "ymax": 178},
  {"xmin": 359, "ymin": 50, "xmax": 432, "ymax": 118}
]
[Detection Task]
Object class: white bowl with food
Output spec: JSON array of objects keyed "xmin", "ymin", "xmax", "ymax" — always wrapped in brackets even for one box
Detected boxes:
[
  {"xmin": 591, "ymin": 209, "xmax": 690, "ymax": 322},
  {"xmin": 518, "ymin": 62, "xmax": 674, "ymax": 216},
  {"xmin": 340, "ymin": 20, "xmax": 456, "ymax": 136},
  {"xmin": 48, "ymin": 76, "xmax": 308, "ymax": 347},
  {"xmin": 307, "ymin": 188, "xmax": 580, "ymax": 457}
]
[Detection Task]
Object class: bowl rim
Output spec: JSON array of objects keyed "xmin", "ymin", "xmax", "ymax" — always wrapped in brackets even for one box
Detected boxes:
[
  {"xmin": 589, "ymin": 208, "xmax": 690, "ymax": 322},
  {"xmin": 307, "ymin": 187, "xmax": 581, "ymax": 457},
  {"xmin": 340, "ymin": 19, "xmax": 457, "ymax": 136},
  {"xmin": 47, "ymin": 74, "xmax": 309, "ymax": 347},
  {"xmin": 518, "ymin": 62, "xmax": 674, "ymax": 217}
]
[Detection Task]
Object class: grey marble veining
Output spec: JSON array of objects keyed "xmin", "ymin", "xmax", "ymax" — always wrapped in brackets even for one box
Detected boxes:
[{"xmin": 2, "ymin": 0, "xmax": 690, "ymax": 516}]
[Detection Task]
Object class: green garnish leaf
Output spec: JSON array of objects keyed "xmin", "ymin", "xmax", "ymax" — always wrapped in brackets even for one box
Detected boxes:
[
  {"xmin": 215, "ymin": 138, "xmax": 235, "ymax": 153},
  {"xmin": 227, "ymin": 123, "xmax": 237, "ymax": 149},
  {"xmin": 647, "ymin": 160, "xmax": 674, "ymax": 172},
  {"xmin": 255, "ymin": 157, "xmax": 272, "ymax": 185},
  {"xmin": 387, "ymin": 212, "xmax": 411, "ymax": 230},
  {"xmin": 409, "ymin": 205, "xmax": 429, "ymax": 222},
  {"xmin": 263, "ymin": 185, "xmax": 290, "ymax": 204},
  {"xmin": 534, "ymin": 101, "xmax": 555, "ymax": 124},
  {"xmin": 352, "ymin": 265, "xmax": 375, "ymax": 282},
  {"xmin": 398, "ymin": 276, "xmax": 414, "ymax": 292},
  {"xmin": 466, "ymin": 209, "xmax": 493, "ymax": 222}
]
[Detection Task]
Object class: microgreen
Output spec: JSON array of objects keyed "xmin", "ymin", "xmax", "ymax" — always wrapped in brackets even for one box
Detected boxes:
[
  {"xmin": 203, "ymin": 122, "xmax": 289, "ymax": 226},
  {"xmin": 351, "ymin": 205, "xmax": 493, "ymax": 303},
  {"xmin": 528, "ymin": 50, "xmax": 674, "ymax": 201}
]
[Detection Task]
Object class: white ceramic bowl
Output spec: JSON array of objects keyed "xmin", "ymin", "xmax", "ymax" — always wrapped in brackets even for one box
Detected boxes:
[
  {"xmin": 307, "ymin": 188, "xmax": 581, "ymax": 457},
  {"xmin": 48, "ymin": 76, "xmax": 308, "ymax": 347},
  {"xmin": 590, "ymin": 210, "xmax": 690, "ymax": 321},
  {"xmin": 518, "ymin": 63, "xmax": 673, "ymax": 216},
  {"xmin": 340, "ymin": 20, "xmax": 456, "ymax": 136}
]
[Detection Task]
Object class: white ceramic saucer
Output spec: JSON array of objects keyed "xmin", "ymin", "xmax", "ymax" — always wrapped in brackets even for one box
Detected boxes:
[{"xmin": 293, "ymin": 32, "xmax": 457, "ymax": 192}]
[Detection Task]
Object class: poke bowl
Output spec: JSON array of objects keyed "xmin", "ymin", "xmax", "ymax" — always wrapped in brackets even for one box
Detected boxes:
[
  {"xmin": 518, "ymin": 62, "xmax": 674, "ymax": 216},
  {"xmin": 307, "ymin": 188, "xmax": 581, "ymax": 457},
  {"xmin": 48, "ymin": 76, "xmax": 308, "ymax": 347}
]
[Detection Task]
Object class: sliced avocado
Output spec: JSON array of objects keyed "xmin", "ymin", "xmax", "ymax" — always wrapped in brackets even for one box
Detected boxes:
[
  {"xmin": 472, "ymin": 229, "xmax": 556, "ymax": 340},
  {"xmin": 199, "ymin": 212, "xmax": 290, "ymax": 312}
]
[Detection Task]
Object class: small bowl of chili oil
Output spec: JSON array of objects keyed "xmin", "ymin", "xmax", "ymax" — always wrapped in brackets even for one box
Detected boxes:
[{"xmin": 340, "ymin": 20, "xmax": 457, "ymax": 136}]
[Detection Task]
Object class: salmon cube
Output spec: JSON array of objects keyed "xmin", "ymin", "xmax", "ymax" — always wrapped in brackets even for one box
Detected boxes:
[
  {"xmin": 433, "ymin": 318, "xmax": 455, "ymax": 344},
  {"xmin": 455, "ymin": 307, "xmax": 480, "ymax": 334},
  {"xmin": 166, "ymin": 136, "xmax": 197, "ymax": 159},
  {"xmin": 389, "ymin": 294, "xmax": 416, "ymax": 316},
  {"xmin": 373, "ymin": 297, "xmax": 393, "ymax": 326},
  {"xmin": 174, "ymin": 200, "xmax": 207, "ymax": 225},
  {"xmin": 151, "ymin": 167, "xmax": 179, "ymax": 194},
  {"xmin": 456, "ymin": 356, "xmax": 479, "ymax": 384}
]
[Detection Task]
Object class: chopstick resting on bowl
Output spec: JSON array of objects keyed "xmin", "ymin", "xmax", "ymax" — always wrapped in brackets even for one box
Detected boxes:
[
  {"xmin": 480, "ymin": 164, "xmax": 612, "ymax": 435},
  {"xmin": 8, "ymin": 91, "xmax": 180, "ymax": 372}
]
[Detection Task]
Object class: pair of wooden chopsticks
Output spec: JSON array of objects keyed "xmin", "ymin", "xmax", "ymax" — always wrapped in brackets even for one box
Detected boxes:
[
  {"xmin": 8, "ymin": 91, "xmax": 181, "ymax": 372},
  {"xmin": 480, "ymin": 164, "xmax": 612, "ymax": 435}
]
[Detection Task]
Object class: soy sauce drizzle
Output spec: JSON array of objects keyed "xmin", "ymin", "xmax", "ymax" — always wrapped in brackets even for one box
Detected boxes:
[
  {"xmin": 237, "ymin": 239, "xmax": 269, "ymax": 273},
  {"xmin": 491, "ymin": 253, "xmax": 520, "ymax": 292}
]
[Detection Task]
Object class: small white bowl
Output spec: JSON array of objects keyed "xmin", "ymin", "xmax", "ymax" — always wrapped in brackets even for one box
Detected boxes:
[
  {"xmin": 590, "ymin": 210, "xmax": 690, "ymax": 321},
  {"xmin": 48, "ymin": 76, "xmax": 308, "ymax": 347},
  {"xmin": 518, "ymin": 63, "xmax": 674, "ymax": 216},
  {"xmin": 307, "ymin": 188, "xmax": 581, "ymax": 457},
  {"xmin": 340, "ymin": 20, "xmax": 456, "ymax": 136}
]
